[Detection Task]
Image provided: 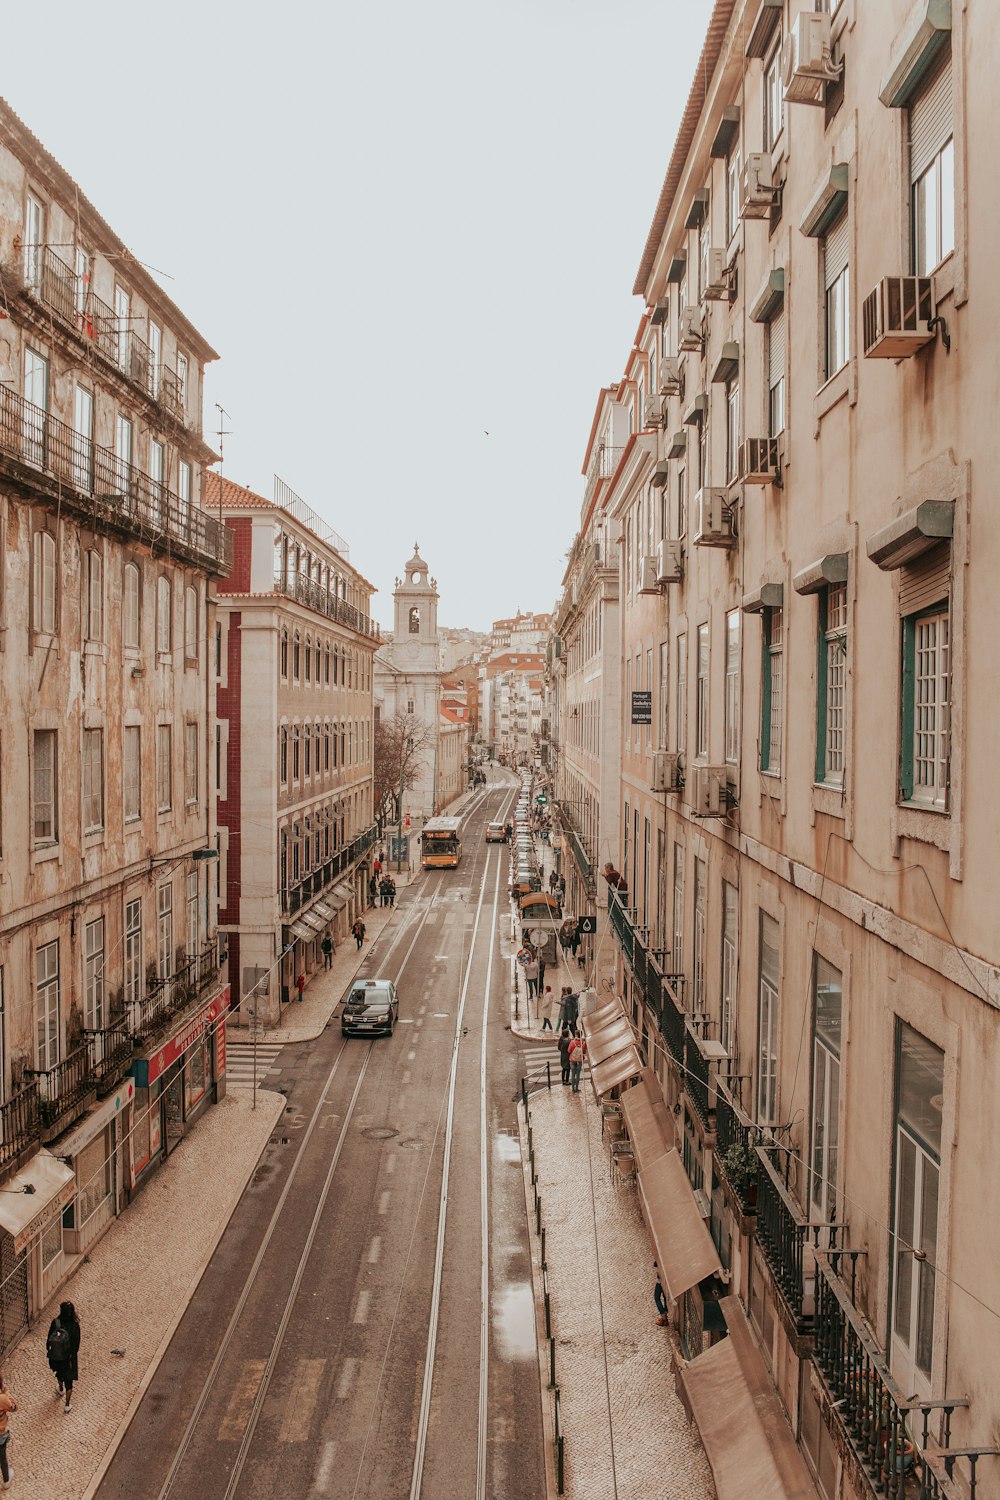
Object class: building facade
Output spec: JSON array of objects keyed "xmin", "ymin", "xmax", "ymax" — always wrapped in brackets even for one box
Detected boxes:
[
  {"xmin": 0, "ymin": 101, "xmax": 230, "ymax": 1348},
  {"xmin": 558, "ymin": 2, "xmax": 1000, "ymax": 1495},
  {"xmin": 209, "ymin": 475, "xmax": 379, "ymax": 1023}
]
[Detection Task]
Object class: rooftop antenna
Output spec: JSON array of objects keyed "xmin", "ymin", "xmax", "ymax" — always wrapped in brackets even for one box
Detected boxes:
[{"xmin": 214, "ymin": 402, "xmax": 232, "ymax": 522}]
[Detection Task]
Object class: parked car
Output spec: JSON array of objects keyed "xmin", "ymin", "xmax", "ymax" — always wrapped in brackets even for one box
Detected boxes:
[{"xmin": 341, "ymin": 978, "xmax": 399, "ymax": 1037}]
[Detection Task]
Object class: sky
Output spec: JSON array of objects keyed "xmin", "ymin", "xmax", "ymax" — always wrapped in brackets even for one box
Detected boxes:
[{"xmin": 2, "ymin": 0, "xmax": 711, "ymax": 631}]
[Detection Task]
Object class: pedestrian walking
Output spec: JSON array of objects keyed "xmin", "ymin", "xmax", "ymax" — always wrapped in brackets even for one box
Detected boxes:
[
  {"xmin": 558, "ymin": 985, "xmax": 580, "ymax": 1029},
  {"xmin": 524, "ymin": 955, "xmax": 539, "ymax": 999},
  {"xmin": 46, "ymin": 1300, "xmax": 80, "ymax": 1413},
  {"xmin": 379, "ymin": 877, "xmax": 391, "ymax": 907},
  {"xmin": 321, "ymin": 934, "xmax": 334, "ymax": 970},
  {"xmin": 373, "ymin": 854, "xmax": 382, "ymax": 878},
  {"xmin": 0, "ymin": 1372, "xmax": 16, "ymax": 1487},
  {"xmin": 296, "ymin": 972, "xmax": 306, "ymax": 1003},
  {"xmin": 386, "ymin": 878, "xmax": 396, "ymax": 908},
  {"xmin": 558, "ymin": 874, "xmax": 566, "ymax": 899},
  {"xmin": 568, "ymin": 1033, "xmax": 587, "ymax": 1093},
  {"xmin": 558, "ymin": 1025, "xmax": 572, "ymax": 1086},
  {"xmin": 548, "ymin": 869, "xmax": 558, "ymax": 893},
  {"xmin": 352, "ymin": 918, "xmax": 366, "ymax": 950},
  {"xmin": 369, "ymin": 874, "xmax": 379, "ymax": 903},
  {"xmin": 537, "ymin": 955, "xmax": 546, "ymax": 991},
  {"xmin": 653, "ymin": 1262, "xmax": 668, "ymax": 1325}
]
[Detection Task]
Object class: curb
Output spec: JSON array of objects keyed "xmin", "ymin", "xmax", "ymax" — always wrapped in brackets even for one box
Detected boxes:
[{"xmin": 518, "ymin": 1099, "xmax": 561, "ymax": 1500}]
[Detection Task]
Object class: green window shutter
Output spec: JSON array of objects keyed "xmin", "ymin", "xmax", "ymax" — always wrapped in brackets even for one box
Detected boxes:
[
  {"xmin": 815, "ymin": 589, "xmax": 829, "ymax": 784},
  {"xmin": 900, "ymin": 615, "xmax": 916, "ymax": 801},
  {"xmin": 760, "ymin": 612, "xmax": 772, "ymax": 771}
]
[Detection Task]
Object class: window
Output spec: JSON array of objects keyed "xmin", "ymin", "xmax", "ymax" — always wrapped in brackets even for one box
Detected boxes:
[
  {"xmin": 724, "ymin": 611, "xmax": 740, "ymax": 763},
  {"xmin": 763, "ymin": 40, "xmax": 784, "ymax": 151},
  {"xmin": 35, "ymin": 939, "xmax": 59, "ymax": 1070},
  {"xmin": 114, "ymin": 285, "xmax": 131, "ymax": 371},
  {"xmin": 124, "ymin": 563, "xmax": 141, "ymax": 649},
  {"xmin": 696, "ymin": 623, "xmax": 709, "ymax": 758},
  {"xmin": 73, "ymin": 384, "xmax": 94, "ymax": 490},
  {"xmin": 900, "ymin": 588, "xmax": 950, "ymax": 808},
  {"xmin": 115, "ymin": 412, "xmax": 133, "ymax": 495},
  {"xmin": 280, "ymin": 628, "xmax": 288, "ymax": 679},
  {"xmin": 74, "ymin": 246, "xmax": 90, "ymax": 318},
  {"xmin": 768, "ymin": 307, "xmax": 786, "ymax": 436},
  {"xmin": 176, "ymin": 351, "xmax": 188, "ymax": 413},
  {"xmin": 84, "ymin": 549, "xmax": 103, "ymax": 641},
  {"xmin": 409, "ymin": 606, "xmax": 420, "ymax": 634},
  {"xmin": 84, "ymin": 917, "xmax": 105, "ymax": 1031},
  {"xmin": 823, "ymin": 211, "xmax": 850, "ymax": 380},
  {"xmin": 671, "ymin": 844, "xmax": 685, "ymax": 978},
  {"xmin": 891, "ymin": 1024, "xmax": 943, "ymax": 1396},
  {"xmin": 818, "ymin": 581, "xmax": 848, "ymax": 785},
  {"xmin": 725, "ymin": 383, "xmax": 740, "ymax": 483},
  {"xmin": 178, "ymin": 460, "xmax": 191, "ymax": 525},
  {"xmin": 721, "ymin": 882, "xmax": 737, "ymax": 1057},
  {"xmin": 184, "ymin": 586, "xmax": 198, "ymax": 661},
  {"xmin": 910, "ymin": 50, "xmax": 953, "ymax": 274},
  {"xmin": 185, "ymin": 721, "xmax": 198, "ymax": 804},
  {"xmin": 156, "ymin": 724, "xmax": 172, "ymax": 811},
  {"xmin": 124, "ymin": 898, "xmax": 142, "ymax": 1014},
  {"xmin": 676, "ymin": 633, "xmax": 687, "ymax": 756},
  {"xmin": 693, "ymin": 858, "xmax": 706, "ymax": 1013},
  {"xmin": 33, "ymin": 529, "xmax": 56, "ymax": 634},
  {"xmin": 148, "ymin": 320, "xmax": 162, "ymax": 398},
  {"xmin": 809, "ymin": 958, "xmax": 842, "ymax": 1222},
  {"xmin": 82, "ymin": 728, "xmax": 104, "ymax": 832},
  {"xmin": 187, "ymin": 871, "xmax": 199, "ymax": 960},
  {"xmin": 23, "ymin": 346, "xmax": 49, "ymax": 468},
  {"xmin": 760, "ymin": 606, "xmax": 783, "ymax": 774},
  {"xmin": 293, "ymin": 632, "xmax": 301, "ymax": 680},
  {"xmin": 757, "ymin": 912, "xmax": 780, "ymax": 1124},
  {"xmin": 279, "ymin": 726, "xmax": 288, "ymax": 786},
  {"xmin": 23, "ymin": 192, "xmax": 44, "ymax": 290},
  {"xmin": 124, "ymin": 725, "xmax": 141, "ymax": 821},
  {"xmin": 677, "ymin": 465, "xmax": 687, "ymax": 539},
  {"xmin": 304, "ymin": 722, "xmax": 312, "ymax": 778},
  {"xmin": 658, "ymin": 641, "xmax": 669, "ymax": 749},
  {"xmin": 33, "ymin": 729, "xmax": 57, "ymax": 844},
  {"xmin": 292, "ymin": 726, "xmax": 300, "ymax": 781},
  {"xmin": 156, "ymin": 577, "xmax": 171, "ymax": 654},
  {"xmin": 157, "ymin": 882, "xmax": 173, "ymax": 979}
]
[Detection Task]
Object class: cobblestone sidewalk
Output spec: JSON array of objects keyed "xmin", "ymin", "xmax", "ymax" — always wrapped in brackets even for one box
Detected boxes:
[
  {"xmin": 525, "ymin": 1082, "xmax": 715, "ymax": 1500},
  {"xmin": 0, "ymin": 1087, "xmax": 284, "ymax": 1500}
]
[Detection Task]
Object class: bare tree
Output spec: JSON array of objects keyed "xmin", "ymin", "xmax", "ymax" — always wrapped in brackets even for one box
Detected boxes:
[{"xmin": 374, "ymin": 710, "xmax": 434, "ymax": 825}]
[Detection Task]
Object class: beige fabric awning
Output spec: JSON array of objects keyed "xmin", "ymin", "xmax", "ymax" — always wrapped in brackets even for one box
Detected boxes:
[
  {"xmin": 584, "ymin": 1015, "xmax": 635, "ymax": 1066},
  {"xmin": 589, "ymin": 1046, "xmax": 643, "ymax": 1099},
  {"xmin": 583, "ymin": 997, "xmax": 626, "ymax": 1032},
  {"xmin": 638, "ymin": 1148, "xmax": 721, "ymax": 1303},
  {"xmin": 680, "ymin": 1298, "xmax": 818, "ymax": 1500},
  {"xmin": 620, "ymin": 1074, "xmax": 673, "ymax": 1175},
  {"xmin": 0, "ymin": 1150, "xmax": 76, "ymax": 1254}
]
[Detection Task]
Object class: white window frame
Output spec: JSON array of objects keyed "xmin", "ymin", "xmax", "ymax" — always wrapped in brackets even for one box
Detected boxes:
[
  {"xmin": 124, "ymin": 562, "xmax": 141, "ymax": 650},
  {"xmin": 910, "ymin": 606, "xmax": 950, "ymax": 808},
  {"xmin": 84, "ymin": 916, "xmax": 105, "ymax": 1032},
  {"xmin": 82, "ymin": 727, "xmax": 104, "ymax": 833},
  {"xmin": 757, "ymin": 912, "xmax": 780, "ymax": 1125},
  {"xmin": 157, "ymin": 882, "xmax": 173, "ymax": 979},
  {"xmin": 695, "ymin": 623, "xmax": 709, "ymax": 759},
  {"xmin": 124, "ymin": 725, "xmax": 141, "ymax": 822},
  {"xmin": 35, "ymin": 939, "xmax": 60, "ymax": 1071},
  {"xmin": 156, "ymin": 724, "xmax": 172, "ymax": 812},
  {"xmin": 724, "ymin": 610, "xmax": 740, "ymax": 764},
  {"xmin": 33, "ymin": 728, "xmax": 58, "ymax": 845}
]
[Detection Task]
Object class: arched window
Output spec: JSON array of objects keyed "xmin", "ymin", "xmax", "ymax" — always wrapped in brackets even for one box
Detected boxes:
[
  {"xmin": 156, "ymin": 576, "xmax": 171, "ymax": 653},
  {"xmin": 293, "ymin": 631, "xmax": 301, "ymax": 680},
  {"xmin": 323, "ymin": 721, "xmax": 331, "ymax": 772},
  {"xmin": 291, "ymin": 821, "xmax": 301, "ymax": 882},
  {"xmin": 324, "ymin": 643, "xmax": 330, "ymax": 685},
  {"xmin": 124, "ymin": 562, "xmax": 141, "ymax": 649},
  {"xmin": 292, "ymin": 725, "xmax": 301, "ymax": 781},
  {"xmin": 280, "ymin": 627, "xmax": 288, "ymax": 679},
  {"xmin": 408, "ymin": 605, "xmax": 420, "ymax": 634},
  {"xmin": 279, "ymin": 726, "xmax": 288, "ymax": 786},
  {"xmin": 184, "ymin": 585, "xmax": 198, "ymax": 661},
  {"xmin": 280, "ymin": 826, "xmax": 288, "ymax": 898},
  {"xmin": 304, "ymin": 722, "xmax": 312, "ymax": 778},
  {"xmin": 304, "ymin": 635, "xmax": 312, "ymax": 683},
  {"xmin": 32, "ymin": 530, "xmax": 57, "ymax": 634},
  {"xmin": 84, "ymin": 549, "xmax": 103, "ymax": 641}
]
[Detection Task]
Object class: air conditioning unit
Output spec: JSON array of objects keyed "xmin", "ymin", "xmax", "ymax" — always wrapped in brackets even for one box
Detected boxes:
[
  {"xmin": 638, "ymin": 555, "xmax": 661, "ymax": 594},
  {"xmin": 740, "ymin": 437, "xmax": 781, "ymax": 485},
  {"xmin": 656, "ymin": 538, "xmax": 684, "ymax": 584},
  {"xmin": 782, "ymin": 12, "xmax": 840, "ymax": 106},
  {"xmin": 691, "ymin": 765, "xmax": 730, "ymax": 818},
  {"xmin": 703, "ymin": 250, "xmax": 730, "ymax": 302},
  {"xmin": 658, "ymin": 356, "xmax": 682, "ymax": 395},
  {"xmin": 740, "ymin": 153, "xmax": 777, "ymax": 220},
  {"xmin": 645, "ymin": 390, "xmax": 667, "ymax": 427},
  {"xmin": 862, "ymin": 277, "xmax": 935, "ymax": 359},
  {"xmin": 652, "ymin": 750, "xmax": 683, "ymax": 794},
  {"xmin": 693, "ymin": 488, "xmax": 737, "ymax": 549},
  {"xmin": 678, "ymin": 307, "xmax": 704, "ymax": 353}
]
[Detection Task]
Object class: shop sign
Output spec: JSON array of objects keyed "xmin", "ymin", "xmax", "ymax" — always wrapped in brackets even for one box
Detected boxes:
[
  {"xmin": 55, "ymin": 1079, "xmax": 135, "ymax": 1159},
  {"xmin": 14, "ymin": 1179, "xmax": 75, "ymax": 1255},
  {"xmin": 134, "ymin": 988, "xmax": 230, "ymax": 1088},
  {"xmin": 630, "ymin": 690, "xmax": 652, "ymax": 725}
]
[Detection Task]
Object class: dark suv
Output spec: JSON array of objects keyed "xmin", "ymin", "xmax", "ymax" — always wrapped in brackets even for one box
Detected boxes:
[{"xmin": 341, "ymin": 979, "xmax": 399, "ymax": 1038}]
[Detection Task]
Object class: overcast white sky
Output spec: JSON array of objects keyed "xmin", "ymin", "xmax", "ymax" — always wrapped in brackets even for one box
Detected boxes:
[{"xmin": 3, "ymin": 0, "xmax": 710, "ymax": 630}]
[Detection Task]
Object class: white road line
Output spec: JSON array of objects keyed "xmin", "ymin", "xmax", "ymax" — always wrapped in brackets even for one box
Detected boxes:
[
  {"xmin": 385, "ymin": 1155, "xmax": 396, "ymax": 1176},
  {"xmin": 402, "ymin": 1070, "xmax": 411, "ymax": 1085},
  {"xmin": 407, "ymin": 1050, "xmax": 416, "ymax": 1061},
  {"xmin": 378, "ymin": 1190, "xmax": 391, "ymax": 1215},
  {"xmin": 335, "ymin": 1360, "xmax": 358, "ymax": 1399},
  {"xmin": 354, "ymin": 1290, "xmax": 370, "ymax": 1325},
  {"xmin": 312, "ymin": 1439, "xmax": 337, "ymax": 1493},
  {"xmin": 367, "ymin": 1236, "xmax": 382, "ymax": 1265}
]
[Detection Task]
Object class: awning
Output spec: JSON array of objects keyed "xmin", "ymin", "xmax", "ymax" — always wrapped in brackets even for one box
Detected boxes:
[
  {"xmin": 793, "ymin": 553, "xmax": 849, "ymax": 596},
  {"xmin": 290, "ymin": 920, "xmax": 314, "ymax": 941},
  {"xmin": 299, "ymin": 909, "xmax": 325, "ymax": 935},
  {"xmin": 620, "ymin": 1074, "xmax": 673, "ymax": 1175},
  {"xmin": 590, "ymin": 1046, "xmax": 643, "ymax": 1099},
  {"xmin": 583, "ymin": 997, "xmax": 626, "ymax": 1032},
  {"xmin": 680, "ymin": 1298, "xmax": 817, "ymax": 1500},
  {"xmin": 742, "ymin": 581, "xmax": 784, "ymax": 615},
  {"xmin": 638, "ymin": 1148, "xmax": 722, "ymax": 1303},
  {"xmin": 332, "ymin": 882, "xmax": 353, "ymax": 908},
  {"xmin": 586, "ymin": 1016, "xmax": 636, "ymax": 1067},
  {"xmin": 800, "ymin": 162, "xmax": 849, "ymax": 239},
  {"xmin": 0, "ymin": 1150, "xmax": 76, "ymax": 1254},
  {"xmin": 313, "ymin": 900, "xmax": 335, "ymax": 921},
  {"xmin": 866, "ymin": 500, "xmax": 954, "ymax": 570}
]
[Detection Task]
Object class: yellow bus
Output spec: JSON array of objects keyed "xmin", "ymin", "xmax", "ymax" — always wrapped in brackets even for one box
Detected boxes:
[{"xmin": 420, "ymin": 816, "xmax": 463, "ymax": 869}]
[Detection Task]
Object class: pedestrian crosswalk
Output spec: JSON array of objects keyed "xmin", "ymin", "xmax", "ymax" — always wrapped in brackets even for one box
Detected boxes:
[
  {"xmin": 520, "ymin": 1039, "xmax": 590, "ymax": 1092},
  {"xmin": 227, "ymin": 1041, "xmax": 283, "ymax": 1088}
]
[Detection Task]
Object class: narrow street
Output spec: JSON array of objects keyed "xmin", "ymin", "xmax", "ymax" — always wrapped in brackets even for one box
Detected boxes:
[{"xmin": 95, "ymin": 780, "xmax": 544, "ymax": 1500}]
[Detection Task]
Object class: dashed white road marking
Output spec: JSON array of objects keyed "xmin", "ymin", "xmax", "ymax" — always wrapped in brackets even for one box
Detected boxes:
[
  {"xmin": 353, "ymin": 1290, "xmax": 371, "ymax": 1324},
  {"xmin": 378, "ymin": 1190, "xmax": 391, "ymax": 1215},
  {"xmin": 313, "ymin": 1439, "xmax": 337, "ymax": 1491},
  {"xmin": 407, "ymin": 1050, "xmax": 416, "ymax": 1061},
  {"xmin": 367, "ymin": 1236, "xmax": 382, "ymax": 1264},
  {"xmin": 402, "ymin": 1069, "xmax": 411, "ymax": 1085},
  {"xmin": 335, "ymin": 1360, "xmax": 358, "ymax": 1399},
  {"xmin": 385, "ymin": 1155, "xmax": 396, "ymax": 1175}
]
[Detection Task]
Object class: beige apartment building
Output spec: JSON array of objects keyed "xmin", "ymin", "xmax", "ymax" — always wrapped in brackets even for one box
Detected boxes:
[
  {"xmin": 209, "ymin": 475, "xmax": 379, "ymax": 1023},
  {"xmin": 554, "ymin": 2, "xmax": 1000, "ymax": 1496},
  {"xmin": 0, "ymin": 102, "xmax": 231, "ymax": 1349}
]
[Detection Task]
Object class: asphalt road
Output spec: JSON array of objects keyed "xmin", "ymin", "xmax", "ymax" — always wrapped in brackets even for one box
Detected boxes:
[{"xmin": 97, "ymin": 775, "xmax": 545, "ymax": 1500}]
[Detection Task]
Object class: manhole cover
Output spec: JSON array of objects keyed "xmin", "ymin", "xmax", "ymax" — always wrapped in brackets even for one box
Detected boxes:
[
  {"xmin": 361, "ymin": 1126, "xmax": 399, "ymax": 1141},
  {"xmin": 397, "ymin": 1138, "xmax": 423, "ymax": 1151}
]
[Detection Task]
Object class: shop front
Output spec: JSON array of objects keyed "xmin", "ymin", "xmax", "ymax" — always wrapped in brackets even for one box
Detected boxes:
[
  {"xmin": 54, "ymin": 1079, "xmax": 134, "ymax": 1260},
  {"xmin": 130, "ymin": 989, "xmax": 229, "ymax": 1194},
  {"xmin": 0, "ymin": 1149, "xmax": 76, "ymax": 1350}
]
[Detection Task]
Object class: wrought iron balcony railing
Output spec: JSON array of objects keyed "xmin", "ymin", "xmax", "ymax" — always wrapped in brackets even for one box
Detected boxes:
[
  {"xmin": 0, "ymin": 1084, "xmax": 41, "ymax": 1170},
  {"xmin": 83, "ymin": 1019, "xmax": 134, "ymax": 1094},
  {"xmin": 685, "ymin": 1028, "xmax": 712, "ymax": 1129},
  {"xmin": 26, "ymin": 1042, "xmax": 95, "ymax": 1127},
  {"xmin": 0, "ymin": 386, "xmax": 232, "ymax": 576},
  {"xmin": 606, "ymin": 886, "xmax": 686, "ymax": 1062},
  {"xmin": 281, "ymin": 825, "xmax": 378, "ymax": 917},
  {"xmin": 273, "ymin": 574, "xmax": 380, "ymax": 640},
  {"xmin": 132, "ymin": 945, "xmax": 224, "ymax": 1041}
]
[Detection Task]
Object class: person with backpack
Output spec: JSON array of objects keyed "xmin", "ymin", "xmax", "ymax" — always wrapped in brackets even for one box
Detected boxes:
[
  {"xmin": 568, "ymin": 1032, "xmax": 587, "ymax": 1093},
  {"xmin": 46, "ymin": 1300, "xmax": 80, "ymax": 1413},
  {"xmin": 321, "ymin": 934, "xmax": 334, "ymax": 971},
  {"xmin": 352, "ymin": 918, "xmax": 366, "ymax": 950},
  {"xmin": 0, "ymin": 1372, "xmax": 16, "ymax": 1485},
  {"xmin": 557, "ymin": 1025, "xmax": 572, "ymax": 1086}
]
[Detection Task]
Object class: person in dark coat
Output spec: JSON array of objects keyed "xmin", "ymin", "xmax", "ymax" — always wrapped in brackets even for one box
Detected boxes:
[
  {"xmin": 558, "ymin": 1025, "xmax": 572, "ymax": 1086},
  {"xmin": 47, "ymin": 1299, "xmax": 81, "ymax": 1413}
]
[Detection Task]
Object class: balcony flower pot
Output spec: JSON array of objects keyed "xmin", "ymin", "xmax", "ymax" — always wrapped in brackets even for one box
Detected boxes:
[
  {"xmin": 720, "ymin": 1141, "xmax": 759, "ymax": 1207},
  {"xmin": 880, "ymin": 1433, "xmax": 916, "ymax": 1474}
]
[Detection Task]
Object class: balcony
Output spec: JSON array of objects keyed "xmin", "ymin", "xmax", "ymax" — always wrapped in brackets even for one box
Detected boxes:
[
  {"xmin": 582, "ymin": 442, "xmax": 624, "ymax": 514},
  {"xmin": 281, "ymin": 824, "xmax": 378, "ymax": 917},
  {"xmin": 26, "ymin": 1042, "xmax": 96, "ymax": 1136},
  {"xmin": 714, "ymin": 1082, "xmax": 759, "ymax": 1214},
  {"xmin": 83, "ymin": 1019, "xmax": 134, "ymax": 1096},
  {"xmin": 0, "ymin": 386, "xmax": 232, "ymax": 576},
  {"xmin": 0, "ymin": 1084, "xmax": 41, "ymax": 1173},
  {"xmin": 813, "ymin": 1252, "xmax": 973, "ymax": 1500},
  {"xmin": 131, "ymin": 945, "xmax": 223, "ymax": 1043},
  {"xmin": 274, "ymin": 574, "xmax": 380, "ymax": 640}
]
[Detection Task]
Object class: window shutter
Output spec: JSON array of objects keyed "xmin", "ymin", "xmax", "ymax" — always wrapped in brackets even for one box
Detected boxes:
[
  {"xmin": 899, "ymin": 542, "xmax": 950, "ymax": 616},
  {"xmin": 824, "ymin": 213, "xmax": 850, "ymax": 290},
  {"xmin": 910, "ymin": 50, "xmax": 953, "ymax": 184},
  {"xmin": 769, "ymin": 307, "xmax": 786, "ymax": 389}
]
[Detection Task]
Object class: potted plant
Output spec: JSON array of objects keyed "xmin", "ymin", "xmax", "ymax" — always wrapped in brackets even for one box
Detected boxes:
[{"xmin": 720, "ymin": 1141, "xmax": 759, "ymax": 1208}]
